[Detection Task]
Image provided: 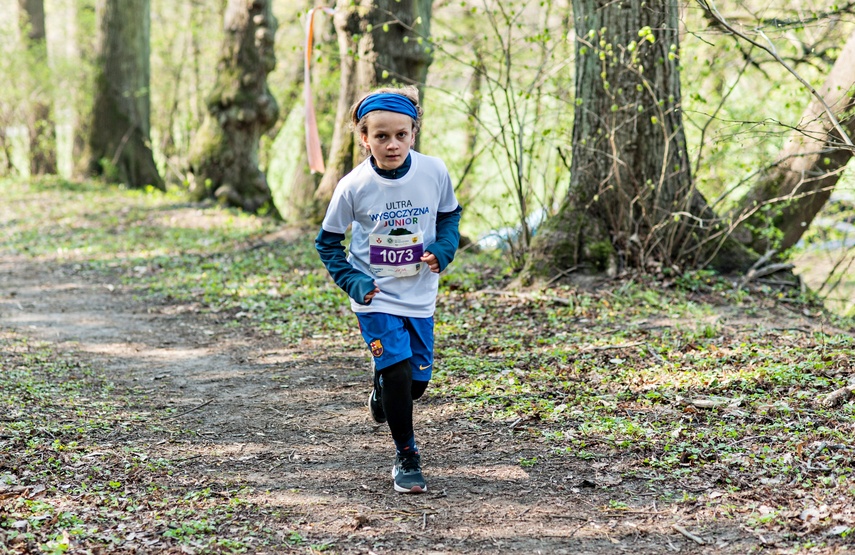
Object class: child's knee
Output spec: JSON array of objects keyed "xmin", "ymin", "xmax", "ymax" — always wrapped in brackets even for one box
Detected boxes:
[{"xmin": 411, "ymin": 380, "xmax": 429, "ymax": 400}]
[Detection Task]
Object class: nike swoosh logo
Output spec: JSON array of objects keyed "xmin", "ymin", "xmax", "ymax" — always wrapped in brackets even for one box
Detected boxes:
[{"xmin": 419, "ymin": 364, "xmax": 432, "ymax": 370}]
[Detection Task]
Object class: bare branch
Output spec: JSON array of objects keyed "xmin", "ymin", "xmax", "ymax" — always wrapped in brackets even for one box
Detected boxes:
[{"xmin": 696, "ymin": 0, "xmax": 854, "ymax": 148}]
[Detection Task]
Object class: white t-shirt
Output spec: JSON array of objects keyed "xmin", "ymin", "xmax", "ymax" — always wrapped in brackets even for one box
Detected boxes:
[{"xmin": 322, "ymin": 151, "xmax": 459, "ymax": 317}]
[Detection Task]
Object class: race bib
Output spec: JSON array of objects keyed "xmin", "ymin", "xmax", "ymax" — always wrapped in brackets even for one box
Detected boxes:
[{"xmin": 369, "ymin": 233, "xmax": 424, "ymax": 277}]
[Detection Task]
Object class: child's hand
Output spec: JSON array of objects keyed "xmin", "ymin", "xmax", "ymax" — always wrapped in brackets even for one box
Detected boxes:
[
  {"xmin": 421, "ymin": 252, "xmax": 440, "ymax": 273},
  {"xmin": 364, "ymin": 283, "xmax": 380, "ymax": 303}
]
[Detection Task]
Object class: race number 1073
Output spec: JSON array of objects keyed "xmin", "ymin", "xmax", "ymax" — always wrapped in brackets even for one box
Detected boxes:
[{"xmin": 370, "ymin": 244, "xmax": 424, "ymax": 267}]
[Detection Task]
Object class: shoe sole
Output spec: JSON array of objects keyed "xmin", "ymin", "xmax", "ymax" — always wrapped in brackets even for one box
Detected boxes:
[
  {"xmin": 393, "ymin": 483, "xmax": 426, "ymax": 493},
  {"xmin": 368, "ymin": 389, "xmax": 386, "ymax": 424},
  {"xmin": 392, "ymin": 467, "xmax": 426, "ymax": 493}
]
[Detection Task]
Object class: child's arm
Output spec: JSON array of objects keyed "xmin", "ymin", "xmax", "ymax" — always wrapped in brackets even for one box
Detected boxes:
[
  {"xmin": 423, "ymin": 205, "xmax": 462, "ymax": 273},
  {"xmin": 315, "ymin": 229, "xmax": 379, "ymax": 305}
]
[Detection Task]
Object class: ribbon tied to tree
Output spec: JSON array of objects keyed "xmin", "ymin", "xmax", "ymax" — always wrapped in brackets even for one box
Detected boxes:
[{"xmin": 304, "ymin": 6, "xmax": 336, "ymax": 174}]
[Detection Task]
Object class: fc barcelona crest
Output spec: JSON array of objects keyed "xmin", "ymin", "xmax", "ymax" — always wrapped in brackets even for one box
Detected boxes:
[{"xmin": 370, "ymin": 339, "xmax": 384, "ymax": 357}]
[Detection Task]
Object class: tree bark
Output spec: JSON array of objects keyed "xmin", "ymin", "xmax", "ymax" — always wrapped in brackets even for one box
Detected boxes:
[
  {"xmin": 525, "ymin": 0, "xmax": 702, "ymax": 280},
  {"xmin": 522, "ymin": 0, "xmax": 761, "ymax": 282},
  {"xmin": 86, "ymin": 0, "xmax": 163, "ymax": 190},
  {"xmin": 734, "ymin": 31, "xmax": 855, "ymax": 255},
  {"xmin": 355, "ymin": 0, "xmax": 433, "ymax": 95},
  {"xmin": 19, "ymin": 0, "xmax": 57, "ymax": 175},
  {"xmin": 312, "ymin": 1, "xmax": 360, "ymax": 211},
  {"xmin": 70, "ymin": 0, "xmax": 95, "ymax": 173},
  {"xmin": 313, "ymin": 0, "xmax": 434, "ymax": 210},
  {"xmin": 187, "ymin": 0, "xmax": 279, "ymax": 212},
  {"xmin": 456, "ymin": 8, "xmax": 484, "ymax": 207}
]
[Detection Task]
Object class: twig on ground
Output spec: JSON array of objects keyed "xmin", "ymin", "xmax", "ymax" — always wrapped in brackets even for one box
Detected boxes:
[
  {"xmin": 543, "ymin": 266, "xmax": 578, "ymax": 287},
  {"xmin": 736, "ymin": 249, "xmax": 794, "ymax": 289},
  {"xmin": 677, "ymin": 396, "xmax": 741, "ymax": 409},
  {"xmin": 673, "ymin": 523, "xmax": 706, "ymax": 545},
  {"xmin": 163, "ymin": 399, "xmax": 213, "ymax": 420},
  {"xmin": 820, "ymin": 380, "xmax": 855, "ymax": 407},
  {"xmin": 580, "ymin": 342, "xmax": 644, "ymax": 352},
  {"xmin": 477, "ymin": 289, "xmax": 574, "ymax": 305}
]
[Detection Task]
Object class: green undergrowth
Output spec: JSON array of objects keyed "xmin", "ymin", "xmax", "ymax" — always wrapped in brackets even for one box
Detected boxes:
[{"xmin": 4, "ymin": 177, "xmax": 855, "ymax": 548}]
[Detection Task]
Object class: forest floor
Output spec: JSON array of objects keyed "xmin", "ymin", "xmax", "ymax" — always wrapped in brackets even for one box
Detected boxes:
[{"xmin": 2, "ymin": 178, "xmax": 855, "ymax": 554}]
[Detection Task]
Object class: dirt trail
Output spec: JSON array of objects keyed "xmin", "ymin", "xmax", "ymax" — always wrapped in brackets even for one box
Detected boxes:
[{"xmin": 1, "ymin": 256, "xmax": 767, "ymax": 554}]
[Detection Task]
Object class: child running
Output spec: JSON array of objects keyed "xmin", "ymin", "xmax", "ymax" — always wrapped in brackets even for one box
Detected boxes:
[{"xmin": 315, "ymin": 85, "xmax": 462, "ymax": 493}]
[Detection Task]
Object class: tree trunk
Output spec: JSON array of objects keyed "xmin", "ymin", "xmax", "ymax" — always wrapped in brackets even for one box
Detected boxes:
[
  {"xmin": 19, "ymin": 0, "xmax": 57, "ymax": 175},
  {"xmin": 456, "ymin": 9, "xmax": 484, "ymax": 207},
  {"xmin": 312, "ymin": 1, "xmax": 360, "ymax": 210},
  {"xmin": 355, "ymin": 0, "xmax": 433, "ymax": 95},
  {"xmin": 187, "ymin": 0, "xmax": 279, "ymax": 212},
  {"xmin": 0, "ymin": 127, "xmax": 13, "ymax": 174},
  {"xmin": 313, "ymin": 0, "xmax": 434, "ymax": 209},
  {"xmin": 70, "ymin": 0, "xmax": 95, "ymax": 175},
  {"xmin": 734, "ymin": 31, "xmax": 855, "ymax": 255},
  {"xmin": 521, "ymin": 0, "xmax": 758, "ymax": 281},
  {"xmin": 86, "ymin": 0, "xmax": 164, "ymax": 190}
]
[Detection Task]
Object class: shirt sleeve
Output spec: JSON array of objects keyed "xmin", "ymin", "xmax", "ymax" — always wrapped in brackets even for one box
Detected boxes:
[
  {"xmin": 428, "ymin": 205, "xmax": 462, "ymax": 272},
  {"xmin": 316, "ymin": 178, "xmax": 377, "ymax": 305},
  {"xmin": 436, "ymin": 162, "xmax": 459, "ymax": 213},
  {"xmin": 426, "ymin": 161, "xmax": 461, "ymax": 272},
  {"xmin": 315, "ymin": 229, "xmax": 377, "ymax": 305}
]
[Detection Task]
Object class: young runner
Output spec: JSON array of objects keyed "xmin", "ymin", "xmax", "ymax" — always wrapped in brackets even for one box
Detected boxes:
[{"xmin": 315, "ymin": 86, "xmax": 462, "ymax": 493}]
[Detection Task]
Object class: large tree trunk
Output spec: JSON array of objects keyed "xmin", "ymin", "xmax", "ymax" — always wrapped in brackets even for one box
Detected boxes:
[
  {"xmin": 86, "ymin": 0, "xmax": 163, "ymax": 190},
  {"xmin": 313, "ymin": 0, "xmax": 434, "ymax": 210},
  {"xmin": 187, "ymin": 0, "xmax": 279, "ymax": 212},
  {"xmin": 524, "ymin": 0, "xmax": 706, "ymax": 280},
  {"xmin": 734, "ymin": 31, "xmax": 855, "ymax": 255},
  {"xmin": 19, "ymin": 0, "xmax": 57, "ymax": 175},
  {"xmin": 355, "ymin": 0, "xmax": 433, "ymax": 96}
]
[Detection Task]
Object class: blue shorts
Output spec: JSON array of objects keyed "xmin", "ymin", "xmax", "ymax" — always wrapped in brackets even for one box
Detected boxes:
[{"xmin": 356, "ymin": 313, "xmax": 434, "ymax": 382}]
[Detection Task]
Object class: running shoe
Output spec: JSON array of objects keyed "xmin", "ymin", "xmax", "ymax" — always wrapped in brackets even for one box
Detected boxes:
[{"xmin": 392, "ymin": 452, "xmax": 427, "ymax": 493}]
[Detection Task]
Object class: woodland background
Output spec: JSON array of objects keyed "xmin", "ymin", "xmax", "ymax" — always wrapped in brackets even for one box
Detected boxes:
[
  {"xmin": 1, "ymin": 0, "xmax": 854, "ymax": 315},
  {"xmin": 3, "ymin": 2, "xmax": 855, "ymax": 553}
]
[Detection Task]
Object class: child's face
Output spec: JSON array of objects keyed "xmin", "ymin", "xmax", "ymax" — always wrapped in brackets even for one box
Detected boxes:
[{"xmin": 361, "ymin": 111, "xmax": 416, "ymax": 171}]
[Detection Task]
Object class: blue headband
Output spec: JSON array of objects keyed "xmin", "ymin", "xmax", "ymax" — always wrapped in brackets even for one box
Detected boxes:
[{"xmin": 357, "ymin": 93, "xmax": 418, "ymax": 120}]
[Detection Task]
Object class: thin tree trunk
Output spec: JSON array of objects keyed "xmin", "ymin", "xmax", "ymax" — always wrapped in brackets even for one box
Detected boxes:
[
  {"xmin": 187, "ymin": 0, "xmax": 279, "ymax": 212},
  {"xmin": 86, "ymin": 0, "xmax": 163, "ymax": 190},
  {"xmin": 71, "ymin": 0, "xmax": 95, "ymax": 173},
  {"xmin": 19, "ymin": 0, "xmax": 57, "ymax": 175},
  {"xmin": 278, "ymin": 1, "xmax": 316, "ymax": 222},
  {"xmin": 456, "ymin": 28, "xmax": 484, "ymax": 207},
  {"xmin": 313, "ymin": 1, "xmax": 360, "ymax": 209},
  {"xmin": 0, "ymin": 128, "xmax": 13, "ymax": 174},
  {"xmin": 735, "ymin": 31, "xmax": 855, "ymax": 255},
  {"xmin": 158, "ymin": 2, "xmax": 189, "ymax": 168}
]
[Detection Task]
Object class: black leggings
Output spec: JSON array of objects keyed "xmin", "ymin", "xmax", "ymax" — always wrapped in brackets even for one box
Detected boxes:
[{"xmin": 378, "ymin": 359, "xmax": 429, "ymax": 445}]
